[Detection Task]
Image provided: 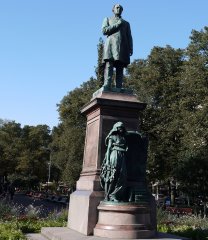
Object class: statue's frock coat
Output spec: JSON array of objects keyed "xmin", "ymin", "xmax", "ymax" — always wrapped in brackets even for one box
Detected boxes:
[{"xmin": 102, "ymin": 16, "xmax": 133, "ymax": 67}]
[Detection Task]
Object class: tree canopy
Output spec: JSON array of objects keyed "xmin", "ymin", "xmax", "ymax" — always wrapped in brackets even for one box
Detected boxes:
[
  {"xmin": 125, "ymin": 27, "xmax": 208, "ymax": 197},
  {"xmin": 0, "ymin": 121, "xmax": 51, "ymax": 187}
]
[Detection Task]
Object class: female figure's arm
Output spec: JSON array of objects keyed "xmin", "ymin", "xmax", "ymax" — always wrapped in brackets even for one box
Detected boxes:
[{"xmin": 105, "ymin": 138, "xmax": 113, "ymax": 166}]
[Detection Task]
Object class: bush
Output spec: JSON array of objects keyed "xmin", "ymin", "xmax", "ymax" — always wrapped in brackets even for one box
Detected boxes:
[
  {"xmin": 157, "ymin": 208, "xmax": 208, "ymax": 240},
  {"xmin": 0, "ymin": 198, "xmax": 67, "ymax": 239},
  {"xmin": 0, "ymin": 222, "xmax": 26, "ymax": 240},
  {"xmin": 0, "ymin": 198, "xmax": 21, "ymax": 220}
]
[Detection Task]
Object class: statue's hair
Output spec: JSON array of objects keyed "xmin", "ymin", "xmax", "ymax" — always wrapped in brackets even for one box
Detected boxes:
[{"xmin": 112, "ymin": 4, "xmax": 123, "ymax": 13}]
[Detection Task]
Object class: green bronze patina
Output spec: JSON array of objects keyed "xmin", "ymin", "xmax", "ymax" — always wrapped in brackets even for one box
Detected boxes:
[
  {"xmin": 100, "ymin": 122, "xmax": 151, "ymax": 204},
  {"xmin": 92, "ymin": 86, "xmax": 134, "ymax": 99},
  {"xmin": 100, "ymin": 122, "xmax": 127, "ymax": 202},
  {"xmin": 102, "ymin": 4, "xmax": 133, "ymax": 90}
]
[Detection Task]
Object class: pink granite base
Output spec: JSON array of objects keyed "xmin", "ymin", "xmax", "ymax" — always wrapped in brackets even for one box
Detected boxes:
[
  {"xmin": 94, "ymin": 203, "xmax": 156, "ymax": 239},
  {"xmin": 94, "ymin": 228, "xmax": 155, "ymax": 239},
  {"xmin": 68, "ymin": 190, "xmax": 104, "ymax": 235}
]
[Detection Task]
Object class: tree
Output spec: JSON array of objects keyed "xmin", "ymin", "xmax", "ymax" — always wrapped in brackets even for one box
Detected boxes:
[
  {"xmin": 176, "ymin": 27, "xmax": 208, "ymax": 205},
  {"xmin": 0, "ymin": 118, "xmax": 10, "ymax": 127},
  {"xmin": 126, "ymin": 46, "xmax": 184, "ymax": 182},
  {"xmin": 0, "ymin": 121, "xmax": 52, "ymax": 186},
  {"xmin": 95, "ymin": 38, "xmax": 105, "ymax": 88},
  {"xmin": 125, "ymin": 28, "xmax": 208, "ymax": 202},
  {"xmin": 179, "ymin": 27, "xmax": 208, "ymax": 158},
  {"xmin": 16, "ymin": 125, "xmax": 52, "ymax": 181},
  {"xmin": 0, "ymin": 121, "xmax": 22, "ymax": 176}
]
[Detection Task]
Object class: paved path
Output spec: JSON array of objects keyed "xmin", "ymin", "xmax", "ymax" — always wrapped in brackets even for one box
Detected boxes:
[
  {"xmin": 27, "ymin": 227, "xmax": 190, "ymax": 240},
  {"xmin": 12, "ymin": 193, "xmax": 68, "ymax": 217}
]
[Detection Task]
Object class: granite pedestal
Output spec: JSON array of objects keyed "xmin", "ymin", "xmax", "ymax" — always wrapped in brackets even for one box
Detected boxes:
[
  {"xmin": 68, "ymin": 89, "xmax": 147, "ymax": 236},
  {"xmin": 94, "ymin": 202, "xmax": 156, "ymax": 239}
]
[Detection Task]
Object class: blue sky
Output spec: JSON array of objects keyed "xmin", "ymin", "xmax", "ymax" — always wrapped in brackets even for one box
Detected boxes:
[{"xmin": 0, "ymin": 0, "xmax": 207, "ymax": 129}]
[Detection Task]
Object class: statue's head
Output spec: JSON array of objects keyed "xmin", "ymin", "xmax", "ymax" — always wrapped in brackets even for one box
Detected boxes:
[
  {"xmin": 105, "ymin": 121, "xmax": 126, "ymax": 145},
  {"xmin": 112, "ymin": 4, "xmax": 123, "ymax": 16},
  {"xmin": 112, "ymin": 121, "xmax": 126, "ymax": 134}
]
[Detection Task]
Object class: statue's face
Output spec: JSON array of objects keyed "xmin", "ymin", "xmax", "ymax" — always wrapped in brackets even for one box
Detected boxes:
[
  {"xmin": 113, "ymin": 4, "xmax": 123, "ymax": 16},
  {"xmin": 117, "ymin": 127, "xmax": 124, "ymax": 133}
]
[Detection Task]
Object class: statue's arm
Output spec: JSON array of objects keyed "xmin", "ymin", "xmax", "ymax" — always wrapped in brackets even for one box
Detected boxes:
[
  {"xmin": 127, "ymin": 131, "xmax": 140, "ymax": 136},
  {"xmin": 102, "ymin": 17, "xmax": 122, "ymax": 36},
  {"xmin": 105, "ymin": 138, "xmax": 113, "ymax": 166},
  {"xmin": 127, "ymin": 23, "xmax": 133, "ymax": 56}
]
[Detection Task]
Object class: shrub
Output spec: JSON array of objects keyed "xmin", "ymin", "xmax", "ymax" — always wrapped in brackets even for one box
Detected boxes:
[
  {"xmin": 0, "ymin": 198, "xmax": 21, "ymax": 220},
  {"xmin": 0, "ymin": 198, "xmax": 67, "ymax": 238},
  {"xmin": 0, "ymin": 222, "xmax": 26, "ymax": 240},
  {"xmin": 157, "ymin": 208, "xmax": 208, "ymax": 240}
]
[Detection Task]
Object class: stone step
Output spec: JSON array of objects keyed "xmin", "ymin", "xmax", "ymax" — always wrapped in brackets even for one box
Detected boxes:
[
  {"xmin": 26, "ymin": 233, "xmax": 48, "ymax": 240},
  {"xmin": 26, "ymin": 227, "xmax": 189, "ymax": 240}
]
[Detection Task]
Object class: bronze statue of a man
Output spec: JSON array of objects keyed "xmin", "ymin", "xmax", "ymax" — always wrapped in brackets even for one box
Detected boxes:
[{"xmin": 102, "ymin": 4, "xmax": 133, "ymax": 89}]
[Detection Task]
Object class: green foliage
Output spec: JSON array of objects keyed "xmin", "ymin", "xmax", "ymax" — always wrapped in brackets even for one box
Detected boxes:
[
  {"xmin": 0, "ymin": 223, "xmax": 26, "ymax": 240},
  {"xmin": 158, "ymin": 224, "xmax": 208, "ymax": 240},
  {"xmin": 179, "ymin": 27, "xmax": 208, "ymax": 155},
  {"xmin": 125, "ymin": 27, "xmax": 208, "ymax": 195},
  {"xmin": 157, "ymin": 208, "xmax": 208, "ymax": 239},
  {"xmin": 0, "ymin": 199, "xmax": 21, "ymax": 220},
  {"xmin": 157, "ymin": 207, "xmax": 173, "ymax": 225},
  {"xmin": 0, "ymin": 199, "xmax": 67, "ymax": 238},
  {"xmin": 0, "ymin": 122, "xmax": 22, "ymax": 176},
  {"xmin": 0, "ymin": 217, "xmax": 66, "ymax": 238},
  {"xmin": 17, "ymin": 215, "xmax": 67, "ymax": 233},
  {"xmin": 175, "ymin": 26, "xmax": 208, "ymax": 200},
  {"xmin": 16, "ymin": 125, "xmax": 52, "ymax": 180},
  {"xmin": 175, "ymin": 155, "xmax": 208, "ymax": 199},
  {"xmin": 126, "ymin": 45, "xmax": 184, "ymax": 181},
  {"xmin": 0, "ymin": 122, "xmax": 52, "ymax": 185},
  {"xmin": 0, "ymin": 118, "xmax": 10, "ymax": 128},
  {"xmin": 95, "ymin": 38, "xmax": 105, "ymax": 87}
]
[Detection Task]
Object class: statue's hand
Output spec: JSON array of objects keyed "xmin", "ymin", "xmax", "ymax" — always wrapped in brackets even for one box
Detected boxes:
[
  {"xmin": 115, "ymin": 19, "xmax": 122, "ymax": 28},
  {"xmin": 130, "ymin": 50, "xmax": 133, "ymax": 56},
  {"xmin": 117, "ymin": 19, "xmax": 122, "ymax": 25}
]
